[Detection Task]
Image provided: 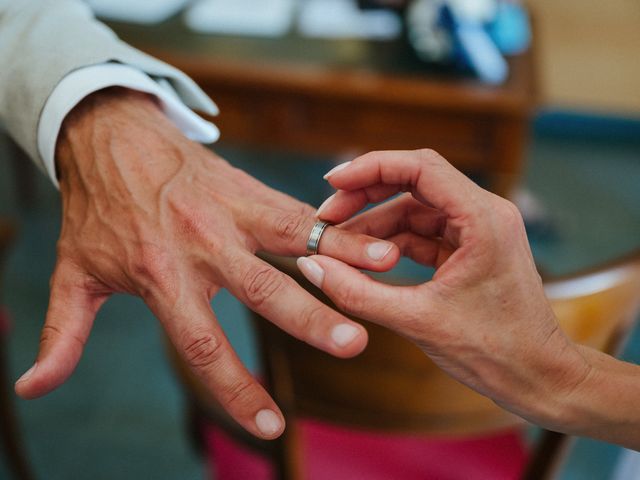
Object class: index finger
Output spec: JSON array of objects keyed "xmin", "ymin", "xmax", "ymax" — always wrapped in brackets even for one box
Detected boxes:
[
  {"xmin": 297, "ymin": 254, "xmax": 429, "ymax": 340},
  {"xmin": 320, "ymin": 150, "xmax": 483, "ymax": 224}
]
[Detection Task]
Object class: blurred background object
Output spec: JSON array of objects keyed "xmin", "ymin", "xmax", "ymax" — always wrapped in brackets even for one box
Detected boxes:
[
  {"xmin": 527, "ymin": 0, "xmax": 640, "ymax": 115},
  {"xmin": 0, "ymin": 220, "xmax": 35, "ymax": 480},
  {"xmin": 85, "ymin": 0, "xmax": 191, "ymax": 24},
  {"xmin": 184, "ymin": 0, "xmax": 297, "ymax": 37},
  {"xmin": 297, "ymin": 0, "xmax": 402, "ymax": 40},
  {"xmin": 1, "ymin": 0, "xmax": 639, "ymax": 478}
]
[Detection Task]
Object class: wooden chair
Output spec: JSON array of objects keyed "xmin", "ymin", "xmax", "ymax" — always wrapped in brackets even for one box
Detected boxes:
[
  {"xmin": 0, "ymin": 220, "xmax": 35, "ymax": 480},
  {"xmin": 523, "ymin": 251, "xmax": 640, "ymax": 480},
  {"xmin": 166, "ymin": 250, "xmax": 640, "ymax": 480}
]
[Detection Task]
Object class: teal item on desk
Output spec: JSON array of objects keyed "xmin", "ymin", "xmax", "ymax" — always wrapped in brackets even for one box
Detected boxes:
[
  {"xmin": 442, "ymin": 4, "xmax": 509, "ymax": 85},
  {"xmin": 489, "ymin": 2, "xmax": 531, "ymax": 56}
]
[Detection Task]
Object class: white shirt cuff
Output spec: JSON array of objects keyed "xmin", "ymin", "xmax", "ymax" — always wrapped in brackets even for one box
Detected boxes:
[{"xmin": 38, "ymin": 63, "xmax": 220, "ymax": 188}]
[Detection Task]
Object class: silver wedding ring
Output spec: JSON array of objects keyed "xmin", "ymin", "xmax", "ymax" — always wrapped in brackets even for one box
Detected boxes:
[{"xmin": 306, "ymin": 221, "xmax": 330, "ymax": 256}]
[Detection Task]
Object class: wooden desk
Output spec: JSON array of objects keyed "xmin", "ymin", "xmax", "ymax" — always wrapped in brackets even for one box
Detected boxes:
[{"xmin": 113, "ymin": 19, "xmax": 537, "ymax": 197}]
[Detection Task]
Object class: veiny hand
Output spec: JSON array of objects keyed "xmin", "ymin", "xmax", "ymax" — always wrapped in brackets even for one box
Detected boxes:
[
  {"xmin": 297, "ymin": 149, "xmax": 592, "ymax": 431},
  {"xmin": 14, "ymin": 88, "xmax": 400, "ymax": 439}
]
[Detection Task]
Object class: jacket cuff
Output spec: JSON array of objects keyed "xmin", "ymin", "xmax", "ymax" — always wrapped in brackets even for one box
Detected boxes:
[{"xmin": 38, "ymin": 62, "xmax": 220, "ymax": 188}]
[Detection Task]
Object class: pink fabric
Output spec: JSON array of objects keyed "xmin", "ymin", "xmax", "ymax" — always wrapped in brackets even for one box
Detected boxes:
[{"xmin": 204, "ymin": 419, "xmax": 529, "ymax": 480}]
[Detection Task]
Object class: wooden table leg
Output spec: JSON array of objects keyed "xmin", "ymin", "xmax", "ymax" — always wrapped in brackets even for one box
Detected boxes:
[
  {"xmin": 0, "ymin": 309, "xmax": 36, "ymax": 480},
  {"xmin": 0, "ymin": 222, "xmax": 35, "ymax": 480},
  {"xmin": 8, "ymin": 140, "xmax": 38, "ymax": 210},
  {"xmin": 490, "ymin": 118, "xmax": 530, "ymax": 199}
]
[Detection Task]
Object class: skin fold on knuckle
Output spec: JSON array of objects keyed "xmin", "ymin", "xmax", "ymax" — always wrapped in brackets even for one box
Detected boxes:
[
  {"xmin": 182, "ymin": 332, "xmax": 224, "ymax": 370},
  {"xmin": 273, "ymin": 212, "xmax": 309, "ymax": 245},
  {"xmin": 39, "ymin": 324, "xmax": 86, "ymax": 351},
  {"xmin": 222, "ymin": 379, "xmax": 261, "ymax": 412},
  {"xmin": 128, "ymin": 244, "xmax": 177, "ymax": 297},
  {"xmin": 242, "ymin": 266, "xmax": 286, "ymax": 308},
  {"xmin": 167, "ymin": 192, "xmax": 224, "ymax": 255},
  {"xmin": 298, "ymin": 304, "xmax": 327, "ymax": 334},
  {"xmin": 334, "ymin": 280, "xmax": 367, "ymax": 318},
  {"xmin": 496, "ymin": 198, "xmax": 526, "ymax": 235}
]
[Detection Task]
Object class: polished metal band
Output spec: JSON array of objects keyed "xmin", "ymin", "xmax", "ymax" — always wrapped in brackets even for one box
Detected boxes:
[{"xmin": 306, "ymin": 221, "xmax": 330, "ymax": 256}]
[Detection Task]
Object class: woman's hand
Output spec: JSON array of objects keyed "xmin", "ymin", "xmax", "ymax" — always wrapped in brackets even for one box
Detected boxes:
[{"xmin": 297, "ymin": 149, "xmax": 592, "ymax": 432}]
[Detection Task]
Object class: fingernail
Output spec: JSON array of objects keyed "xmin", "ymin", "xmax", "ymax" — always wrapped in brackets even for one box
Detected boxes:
[
  {"xmin": 256, "ymin": 409, "xmax": 282, "ymax": 437},
  {"xmin": 297, "ymin": 257, "xmax": 325, "ymax": 288},
  {"xmin": 367, "ymin": 242, "xmax": 393, "ymax": 261},
  {"xmin": 323, "ymin": 161, "xmax": 351, "ymax": 180},
  {"xmin": 332, "ymin": 323, "xmax": 360, "ymax": 348},
  {"xmin": 16, "ymin": 363, "xmax": 37, "ymax": 384},
  {"xmin": 316, "ymin": 193, "xmax": 335, "ymax": 218}
]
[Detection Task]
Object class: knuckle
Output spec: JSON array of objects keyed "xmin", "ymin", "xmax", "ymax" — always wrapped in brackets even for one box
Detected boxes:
[
  {"xmin": 495, "ymin": 199, "xmax": 525, "ymax": 232},
  {"xmin": 242, "ymin": 266, "xmax": 286, "ymax": 308},
  {"xmin": 417, "ymin": 148, "xmax": 439, "ymax": 159},
  {"xmin": 335, "ymin": 281, "xmax": 366, "ymax": 317},
  {"xmin": 274, "ymin": 212, "xmax": 309, "ymax": 244},
  {"xmin": 224, "ymin": 379, "xmax": 258, "ymax": 408},
  {"xmin": 129, "ymin": 244, "xmax": 175, "ymax": 293},
  {"xmin": 416, "ymin": 148, "xmax": 445, "ymax": 166},
  {"xmin": 40, "ymin": 324, "xmax": 85, "ymax": 349},
  {"xmin": 298, "ymin": 203, "xmax": 316, "ymax": 218},
  {"xmin": 182, "ymin": 332, "xmax": 224, "ymax": 370},
  {"xmin": 167, "ymin": 193, "xmax": 222, "ymax": 254},
  {"xmin": 298, "ymin": 304, "xmax": 326, "ymax": 331},
  {"xmin": 39, "ymin": 324, "xmax": 62, "ymax": 347}
]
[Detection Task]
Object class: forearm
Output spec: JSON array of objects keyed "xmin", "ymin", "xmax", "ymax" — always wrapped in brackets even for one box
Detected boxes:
[{"xmin": 559, "ymin": 346, "xmax": 640, "ymax": 450}]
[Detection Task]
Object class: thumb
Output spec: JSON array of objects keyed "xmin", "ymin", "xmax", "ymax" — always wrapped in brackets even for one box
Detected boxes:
[
  {"xmin": 15, "ymin": 262, "xmax": 107, "ymax": 399},
  {"xmin": 296, "ymin": 255, "xmax": 420, "ymax": 328}
]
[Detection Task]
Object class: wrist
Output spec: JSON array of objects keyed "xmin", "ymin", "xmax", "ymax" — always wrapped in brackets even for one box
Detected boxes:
[
  {"xmin": 55, "ymin": 87, "xmax": 191, "ymax": 199},
  {"xmin": 55, "ymin": 87, "xmax": 163, "ymax": 185},
  {"xmin": 554, "ymin": 346, "xmax": 640, "ymax": 442},
  {"xmin": 495, "ymin": 319, "xmax": 593, "ymax": 431}
]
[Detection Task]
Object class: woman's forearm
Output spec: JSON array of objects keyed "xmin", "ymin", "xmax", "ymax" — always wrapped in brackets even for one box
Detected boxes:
[{"xmin": 556, "ymin": 346, "xmax": 640, "ymax": 450}]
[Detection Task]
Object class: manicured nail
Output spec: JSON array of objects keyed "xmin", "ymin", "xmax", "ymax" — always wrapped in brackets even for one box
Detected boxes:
[
  {"xmin": 367, "ymin": 242, "xmax": 393, "ymax": 261},
  {"xmin": 297, "ymin": 257, "xmax": 325, "ymax": 288},
  {"xmin": 255, "ymin": 409, "xmax": 282, "ymax": 437},
  {"xmin": 316, "ymin": 193, "xmax": 335, "ymax": 217},
  {"xmin": 16, "ymin": 363, "xmax": 37, "ymax": 384},
  {"xmin": 332, "ymin": 323, "xmax": 360, "ymax": 348},
  {"xmin": 323, "ymin": 161, "xmax": 351, "ymax": 180}
]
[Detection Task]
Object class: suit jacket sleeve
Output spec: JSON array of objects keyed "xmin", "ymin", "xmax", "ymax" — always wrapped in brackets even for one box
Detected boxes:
[{"xmin": 0, "ymin": 0, "xmax": 217, "ymax": 171}]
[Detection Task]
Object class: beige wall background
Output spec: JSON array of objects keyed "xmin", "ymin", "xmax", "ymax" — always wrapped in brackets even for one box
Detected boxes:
[{"xmin": 526, "ymin": 0, "xmax": 640, "ymax": 115}]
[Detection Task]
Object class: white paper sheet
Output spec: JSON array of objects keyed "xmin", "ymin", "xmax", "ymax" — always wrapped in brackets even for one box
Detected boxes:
[
  {"xmin": 184, "ymin": 0, "xmax": 296, "ymax": 37},
  {"xmin": 298, "ymin": 0, "xmax": 401, "ymax": 40},
  {"xmin": 86, "ymin": 0, "xmax": 192, "ymax": 24}
]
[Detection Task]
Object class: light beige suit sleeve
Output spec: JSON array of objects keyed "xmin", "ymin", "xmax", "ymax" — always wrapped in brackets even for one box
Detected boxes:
[{"xmin": 0, "ymin": 0, "xmax": 216, "ymax": 171}]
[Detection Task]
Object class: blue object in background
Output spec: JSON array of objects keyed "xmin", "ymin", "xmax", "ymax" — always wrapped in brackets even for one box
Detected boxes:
[
  {"xmin": 408, "ymin": 0, "xmax": 533, "ymax": 85},
  {"xmin": 489, "ymin": 1, "xmax": 532, "ymax": 55},
  {"xmin": 441, "ymin": 4, "xmax": 509, "ymax": 85}
]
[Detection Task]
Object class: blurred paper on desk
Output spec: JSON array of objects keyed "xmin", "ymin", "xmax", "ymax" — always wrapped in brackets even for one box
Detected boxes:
[
  {"xmin": 184, "ymin": 0, "xmax": 296, "ymax": 37},
  {"xmin": 299, "ymin": 0, "xmax": 402, "ymax": 40},
  {"xmin": 86, "ymin": 0, "xmax": 191, "ymax": 24}
]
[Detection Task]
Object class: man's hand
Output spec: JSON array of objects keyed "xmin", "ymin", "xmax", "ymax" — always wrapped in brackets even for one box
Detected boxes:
[
  {"xmin": 14, "ymin": 88, "xmax": 399, "ymax": 439},
  {"xmin": 298, "ymin": 149, "xmax": 592, "ymax": 432}
]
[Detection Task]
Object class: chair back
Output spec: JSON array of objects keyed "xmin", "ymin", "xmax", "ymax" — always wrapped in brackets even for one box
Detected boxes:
[{"xmin": 543, "ymin": 252, "xmax": 640, "ymax": 354}]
